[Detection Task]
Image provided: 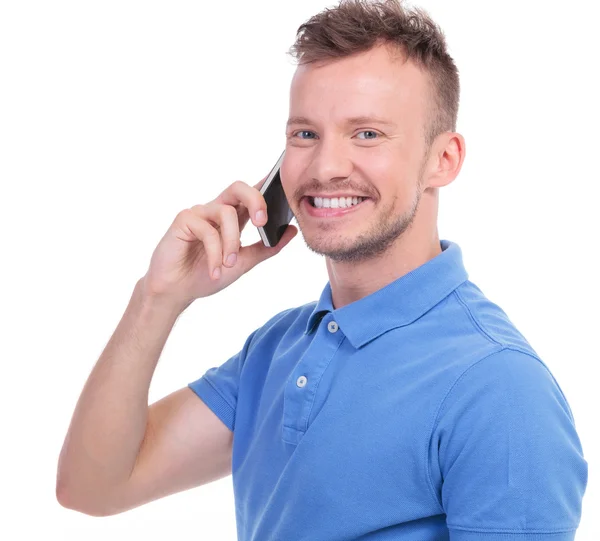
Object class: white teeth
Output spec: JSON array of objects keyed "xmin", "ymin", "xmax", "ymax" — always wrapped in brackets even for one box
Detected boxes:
[{"xmin": 312, "ymin": 196, "xmax": 364, "ymax": 209}]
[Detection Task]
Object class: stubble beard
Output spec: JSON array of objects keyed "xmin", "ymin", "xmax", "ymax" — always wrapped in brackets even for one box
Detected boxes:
[{"xmin": 299, "ymin": 185, "xmax": 422, "ymax": 263}]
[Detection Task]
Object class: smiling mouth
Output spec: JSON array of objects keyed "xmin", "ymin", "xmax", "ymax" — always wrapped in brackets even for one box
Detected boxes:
[{"xmin": 306, "ymin": 196, "xmax": 368, "ymax": 209}]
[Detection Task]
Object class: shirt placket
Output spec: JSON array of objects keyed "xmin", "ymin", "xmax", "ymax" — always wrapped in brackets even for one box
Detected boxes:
[{"xmin": 282, "ymin": 314, "xmax": 344, "ymax": 445}]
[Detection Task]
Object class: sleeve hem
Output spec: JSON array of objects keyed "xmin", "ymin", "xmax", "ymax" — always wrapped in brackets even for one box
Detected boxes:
[
  {"xmin": 188, "ymin": 377, "xmax": 235, "ymax": 432},
  {"xmin": 449, "ymin": 528, "xmax": 576, "ymax": 541}
]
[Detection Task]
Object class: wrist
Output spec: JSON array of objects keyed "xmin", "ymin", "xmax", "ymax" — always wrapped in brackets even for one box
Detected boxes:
[{"xmin": 135, "ymin": 277, "xmax": 191, "ymax": 317}]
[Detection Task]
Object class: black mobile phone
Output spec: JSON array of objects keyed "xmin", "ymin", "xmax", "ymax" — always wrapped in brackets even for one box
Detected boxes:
[{"xmin": 257, "ymin": 150, "xmax": 295, "ymax": 247}]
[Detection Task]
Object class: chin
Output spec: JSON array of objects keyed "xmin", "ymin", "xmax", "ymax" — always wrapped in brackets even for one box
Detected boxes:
[{"xmin": 303, "ymin": 235, "xmax": 374, "ymax": 263}]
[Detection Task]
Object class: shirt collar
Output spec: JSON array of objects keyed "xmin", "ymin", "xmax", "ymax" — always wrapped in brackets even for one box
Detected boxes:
[{"xmin": 304, "ymin": 239, "xmax": 469, "ymax": 349}]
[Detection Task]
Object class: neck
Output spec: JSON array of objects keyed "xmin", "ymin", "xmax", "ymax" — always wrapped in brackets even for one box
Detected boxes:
[{"xmin": 325, "ymin": 225, "xmax": 442, "ymax": 310}]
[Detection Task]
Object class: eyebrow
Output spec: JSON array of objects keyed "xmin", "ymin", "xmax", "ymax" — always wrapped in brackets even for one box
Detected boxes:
[{"xmin": 286, "ymin": 115, "xmax": 397, "ymax": 129}]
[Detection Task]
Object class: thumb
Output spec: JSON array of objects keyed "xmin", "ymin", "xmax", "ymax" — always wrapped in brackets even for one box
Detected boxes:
[{"xmin": 239, "ymin": 224, "xmax": 298, "ymax": 272}]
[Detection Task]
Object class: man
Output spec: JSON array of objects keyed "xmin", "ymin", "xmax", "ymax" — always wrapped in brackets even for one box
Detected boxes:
[{"xmin": 57, "ymin": 1, "xmax": 588, "ymax": 539}]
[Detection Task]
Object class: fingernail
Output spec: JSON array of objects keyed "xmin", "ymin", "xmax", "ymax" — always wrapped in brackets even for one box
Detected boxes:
[
  {"xmin": 212, "ymin": 267, "xmax": 221, "ymax": 279},
  {"xmin": 226, "ymin": 253, "xmax": 237, "ymax": 266},
  {"xmin": 255, "ymin": 210, "xmax": 266, "ymax": 222}
]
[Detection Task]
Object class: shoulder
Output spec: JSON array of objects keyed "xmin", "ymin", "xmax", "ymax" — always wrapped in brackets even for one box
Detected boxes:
[
  {"xmin": 434, "ymin": 347, "xmax": 576, "ymax": 438},
  {"xmin": 246, "ymin": 300, "xmax": 318, "ymax": 353},
  {"xmin": 455, "ymin": 347, "xmax": 558, "ymax": 389},
  {"xmin": 257, "ymin": 300, "xmax": 317, "ymax": 332},
  {"xmin": 453, "ymin": 280, "xmax": 541, "ymax": 355}
]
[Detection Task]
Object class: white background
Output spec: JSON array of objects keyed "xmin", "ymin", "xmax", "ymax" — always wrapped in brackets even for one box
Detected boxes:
[{"xmin": 1, "ymin": 0, "xmax": 598, "ymax": 539}]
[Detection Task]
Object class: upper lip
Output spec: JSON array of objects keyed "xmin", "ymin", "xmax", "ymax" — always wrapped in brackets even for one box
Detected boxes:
[{"xmin": 304, "ymin": 193, "xmax": 369, "ymax": 199}]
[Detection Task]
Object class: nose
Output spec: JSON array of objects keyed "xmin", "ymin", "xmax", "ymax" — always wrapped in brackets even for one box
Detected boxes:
[{"xmin": 306, "ymin": 136, "xmax": 353, "ymax": 185}]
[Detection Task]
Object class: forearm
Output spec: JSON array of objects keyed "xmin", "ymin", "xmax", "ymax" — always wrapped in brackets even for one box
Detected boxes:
[{"xmin": 56, "ymin": 277, "xmax": 186, "ymax": 511}]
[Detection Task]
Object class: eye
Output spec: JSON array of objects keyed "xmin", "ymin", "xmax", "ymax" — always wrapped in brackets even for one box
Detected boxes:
[
  {"xmin": 355, "ymin": 130, "xmax": 379, "ymax": 140},
  {"xmin": 293, "ymin": 130, "xmax": 317, "ymax": 139}
]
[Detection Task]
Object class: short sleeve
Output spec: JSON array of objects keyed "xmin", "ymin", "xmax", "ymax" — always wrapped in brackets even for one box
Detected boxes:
[
  {"xmin": 188, "ymin": 328, "xmax": 258, "ymax": 432},
  {"xmin": 431, "ymin": 348, "xmax": 588, "ymax": 541}
]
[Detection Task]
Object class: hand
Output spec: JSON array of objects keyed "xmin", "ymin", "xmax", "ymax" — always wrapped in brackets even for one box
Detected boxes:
[{"xmin": 141, "ymin": 178, "xmax": 298, "ymax": 308}]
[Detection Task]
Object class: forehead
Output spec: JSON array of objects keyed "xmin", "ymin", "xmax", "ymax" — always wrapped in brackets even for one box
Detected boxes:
[{"xmin": 289, "ymin": 44, "xmax": 430, "ymax": 125}]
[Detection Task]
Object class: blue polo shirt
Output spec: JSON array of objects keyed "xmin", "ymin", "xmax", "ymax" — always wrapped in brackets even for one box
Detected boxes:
[{"xmin": 188, "ymin": 239, "xmax": 587, "ymax": 541}]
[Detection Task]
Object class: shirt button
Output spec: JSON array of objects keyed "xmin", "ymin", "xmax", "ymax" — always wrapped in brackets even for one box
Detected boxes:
[
  {"xmin": 327, "ymin": 321, "xmax": 339, "ymax": 333},
  {"xmin": 296, "ymin": 375, "xmax": 307, "ymax": 388}
]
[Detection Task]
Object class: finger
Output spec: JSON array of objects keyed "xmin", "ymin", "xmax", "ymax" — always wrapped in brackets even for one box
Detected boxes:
[
  {"xmin": 214, "ymin": 180, "xmax": 268, "ymax": 228},
  {"xmin": 176, "ymin": 209, "xmax": 224, "ymax": 280},
  {"xmin": 252, "ymin": 175, "xmax": 268, "ymax": 191},
  {"xmin": 239, "ymin": 224, "xmax": 298, "ymax": 273},
  {"xmin": 234, "ymin": 174, "xmax": 267, "ymax": 229},
  {"xmin": 189, "ymin": 202, "xmax": 240, "ymax": 268}
]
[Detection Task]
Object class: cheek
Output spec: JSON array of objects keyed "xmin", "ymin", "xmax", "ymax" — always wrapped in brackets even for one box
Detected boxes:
[
  {"xmin": 280, "ymin": 161, "xmax": 301, "ymax": 201},
  {"xmin": 357, "ymin": 152, "xmax": 412, "ymax": 198}
]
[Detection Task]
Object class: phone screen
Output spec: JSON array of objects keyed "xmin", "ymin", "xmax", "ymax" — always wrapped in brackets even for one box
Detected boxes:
[{"xmin": 258, "ymin": 154, "xmax": 295, "ymax": 247}]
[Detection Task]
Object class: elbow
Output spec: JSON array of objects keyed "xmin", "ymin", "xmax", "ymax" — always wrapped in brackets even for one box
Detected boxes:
[
  {"xmin": 56, "ymin": 479, "xmax": 114, "ymax": 517},
  {"xmin": 56, "ymin": 475, "xmax": 75, "ymax": 511}
]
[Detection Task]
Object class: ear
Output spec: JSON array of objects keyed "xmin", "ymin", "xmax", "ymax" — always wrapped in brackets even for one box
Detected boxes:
[{"xmin": 422, "ymin": 132, "xmax": 466, "ymax": 189}]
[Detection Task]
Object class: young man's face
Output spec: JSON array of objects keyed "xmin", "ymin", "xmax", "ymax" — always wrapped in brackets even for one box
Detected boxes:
[{"xmin": 282, "ymin": 43, "xmax": 434, "ymax": 262}]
